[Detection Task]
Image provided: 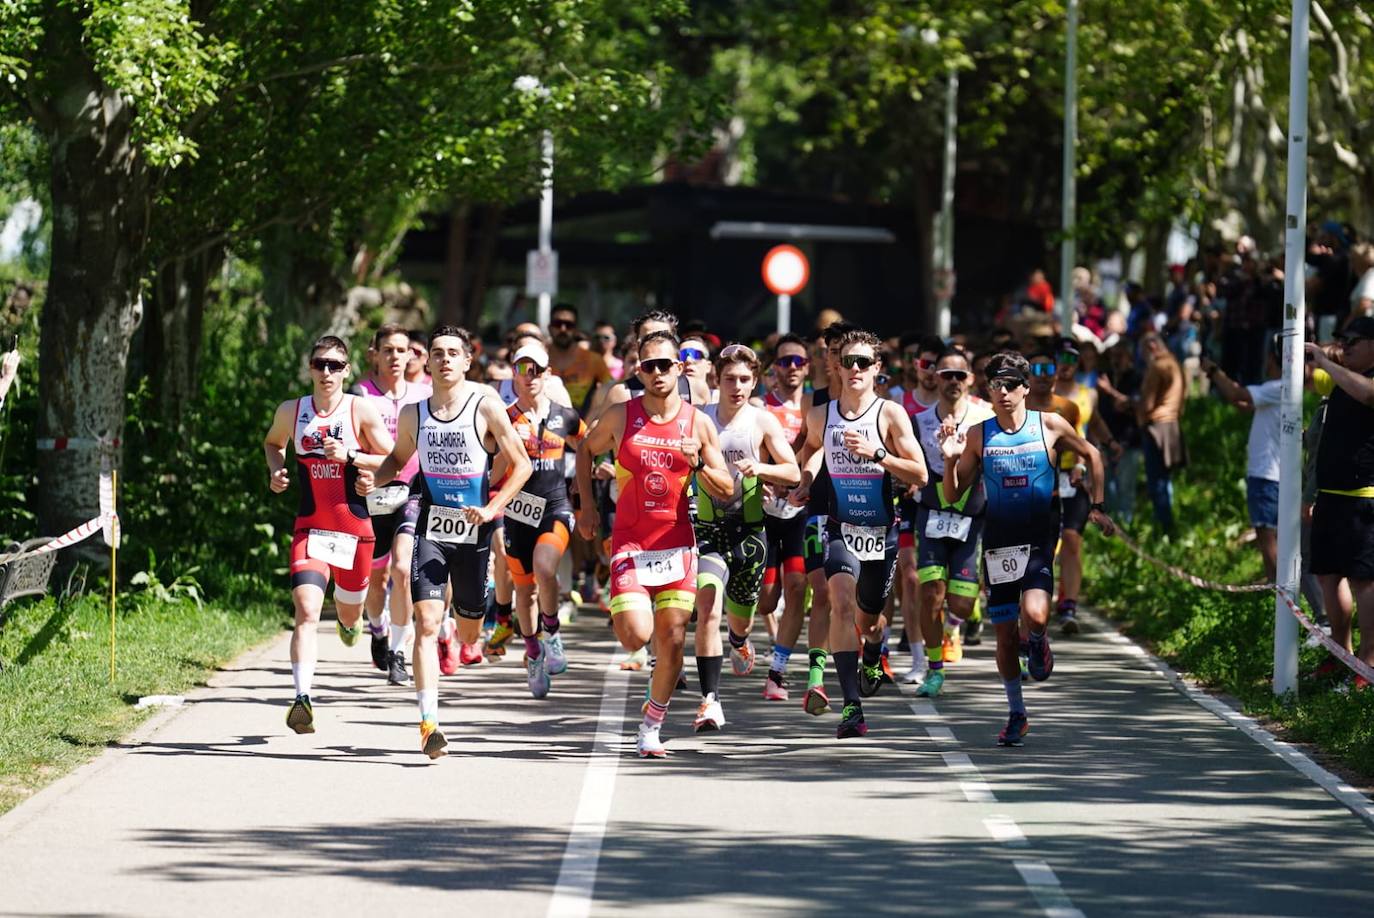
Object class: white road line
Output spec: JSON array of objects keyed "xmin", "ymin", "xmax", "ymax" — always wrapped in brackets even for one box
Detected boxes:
[
  {"xmin": 984, "ymin": 814, "xmax": 1028, "ymax": 847},
  {"xmin": 547, "ymin": 649, "xmax": 630, "ymax": 918},
  {"xmin": 1082, "ymin": 608, "xmax": 1374, "ymax": 830},
  {"xmin": 1014, "ymin": 860, "xmax": 1086, "ymax": 918}
]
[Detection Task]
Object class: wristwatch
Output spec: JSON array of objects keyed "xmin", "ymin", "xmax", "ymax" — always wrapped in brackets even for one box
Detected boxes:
[
  {"xmin": 1091, "ymin": 501, "xmax": 1106, "ymax": 514},
  {"xmin": 689, "ymin": 454, "xmax": 703, "ymax": 471},
  {"xmin": 872, "ymin": 447, "xmax": 888, "ymax": 463},
  {"xmin": 346, "ymin": 449, "xmax": 357, "ymax": 466}
]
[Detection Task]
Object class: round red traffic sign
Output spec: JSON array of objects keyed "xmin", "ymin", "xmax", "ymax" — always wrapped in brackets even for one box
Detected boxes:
[{"xmin": 762, "ymin": 245, "xmax": 809, "ymax": 296}]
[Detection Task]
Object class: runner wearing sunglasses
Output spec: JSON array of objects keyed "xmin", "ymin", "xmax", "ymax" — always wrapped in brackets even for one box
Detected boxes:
[
  {"xmin": 793, "ymin": 329, "xmax": 928, "ymax": 738},
  {"xmin": 690, "ymin": 344, "xmax": 800, "ymax": 730},
  {"xmin": 547, "ymin": 304, "xmax": 613, "ymax": 415},
  {"xmin": 405, "ymin": 330, "xmax": 432, "ymax": 386},
  {"xmin": 896, "ymin": 333, "xmax": 944, "ymax": 417},
  {"xmin": 575, "ymin": 331, "xmax": 733, "ymax": 757},
  {"xmin": 374, "ymin": 325, "xmax": 533, "ymax": 759},
  {"xmin": 941, "ymin": 352, "xmax": 1113, "ymax": 746},
  {"xmin": 263, "ymin": 336, "xmax": 395, "ymax": 736}
]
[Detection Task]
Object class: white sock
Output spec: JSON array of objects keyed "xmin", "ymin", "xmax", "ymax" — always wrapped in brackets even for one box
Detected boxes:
[
  {"xmin": 292, "ymin": 661, "xmax": 315, "ymax": 696},
  {"xmin": 389, "ymin": 623, "xmax": 410, "ymax": 653},
  {"xmin": 366, "ymin": 608, "xmax": 385, "ymax": 628},
  {"xmin": 417, "ymin": 688, "xmax": 438, "ymax": 723},
  {"xmin": 912, "ymin": 642, "xmax": 925, "ymax": 663}
]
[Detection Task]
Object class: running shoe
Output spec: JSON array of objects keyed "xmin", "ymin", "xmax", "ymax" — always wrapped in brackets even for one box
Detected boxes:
[
  {"xmin": 730, "ymin": 638, "xmax": 756, "ymax": 676},
  {"xmin": 803, "ymin": 685, "xmax": 832, "ymax": 716},
  {"xmin": 902, "ymin": 655, "xmax": 929, "ymax": 685},
  {"xmin": 459, "ymin": 642, "xmax": 483, "ymax": 666},
  {"xmin": 437, "ymin": 623, "xmax": 456, "ymax": 674},
  {"xmin": 963, "ymin": 616, "xmax": 983, "ymax": 646},
  {"xmin": 998, "ymin": 712, "xmax": 1029, "ymax": 747},
  {"xmin": 1312, "ymin": 656, "xmax": 1345, "ymax": 681},
  {"xmin": 620, "ymin": 646, "xmax": 649, "ymax": 671},
  {"xmin": 484, "ymin": 622, "xmax": 515, "ymax": 658},
  {"xmin": 1019, "ymin": 654, "xmax": 1030, "ymax": 682},
  {"xmin": 336, "ymin": 619, "xmax": 361, "ymax": 648},
  {"xmin": 915, "ymin": 669, "xmax": 945, "ymax": 698},
  {"xmin": 420, "ymin": 720, "xmax": 449, "ymax": 759},
  {"xmin": 762, "ymin": 671, "xmax": 789, "ymax": 701},
  {"xmin": 637, "ymin": 722, "xmax": 667, "ymax": 758},
  {"xmin": 544, "ymin": 632, "xmax": 568, "ymax": 676},
  {"xmin": 941, "ymin": 632, "xmax": 963, "ymax": 664},
  {"xmin": 676, "ymin": 670, "xmax": 690, "ymax": 693},
  {"xmin": 693, "ymin": 693, "xmax": 726, "ymax": 732},
  {"xmin": 368, "ymin": 622, "xmax": 389, "ymax": 671},
  {"xmin": 1058, "ymin": 609, "xmax": 1081, "ymax": 635},
  {"xmin": 387, "ymin": 650, "xmax": 410, "ymax": 686},
  {"xmin": 1027, "ymin": 633, "xmax": 1054, "ymax": 682},
  {"xmin": 286, "ymin": 694, "xmax": 314, "ymax": 734},
  {"xmin": 858, "ymin": 662, "xmax": 884, "ymax": 698},
  {"xmin": 879, "ymin": 653, "xmax": 896, "ymax": 684},
  {"xmin": 836, "ymin": 703, "xmax": 868, "ymax": 738},
  {"xmin": 526, "ymin": 649, "xmax": 551, "ymax": 699}
]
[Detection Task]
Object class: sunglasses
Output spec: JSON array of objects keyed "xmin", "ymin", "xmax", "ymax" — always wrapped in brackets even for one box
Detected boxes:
[
  {"xmin": 876, "ymin": 373, "xmax": 890, "ymax": 386},
  {"xmin": 594, "ymin": 334, "xmax": 614, "ymax": 343},
  {"xmin": 549, "ymin": 319, "xmax": 576, "ymax": 331},
  {"xmin": 679, "ymin": 347, "xmax": 707, "ymax": 362},
  {"xmin": 840, "ymin": 354, "xmax": 877, "ymax": 370},
  {"xmin": 989, "ymin": 378, "xmax": 1026, "ymax": 392},
  {"xmin": 1058, "ymin": 352, "xmax": 1080, "ymax": 365},
  {"xmin": 774, "ymin": 354, "xmax": 809, "ymax": 369},
  {"xmin": 719, "ymin": 343, "xmax": 757, "ymax": 362},
  {"xmin": 914, "ymin": 357, "xmax": 936, "ymax": 370},
  {"xmin": 311, "ymin": 358, "xmax": 347, "ymax": 373},
  {"xmin": 937, "ymin": 369, "xmax": 970, "ymax": 382},
  {"xmin": 1029, "ymin": 363, "xmax": 1057, "ymax": 377},
  {"xmin": 640, "ymin": 357, "xmax": 677, "ymax": 375},
  {"xmin": 513, "ymin": 361, "xmax": 544, "ymax": 377}
]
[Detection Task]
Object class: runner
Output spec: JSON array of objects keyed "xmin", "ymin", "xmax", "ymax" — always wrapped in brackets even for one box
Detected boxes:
[
  {"xmin": 548, "ymin": 304, "xmax": 613, "ymax": 415},
  {"xmin": 373, "ymin": 325, "xmax": 532, "ymax": 759},
  {"xmin": 758, "ymin": 333, "xmax": 814, "ymax": 702},
  {"xmin": 794, "ymin": 328, "xmax": 928, "ymax": 738},
  {"xmin": 690, "ymin": 344, "xmax": 800, "ymax": 731},
  {"xmin": 593, "ymin": 310, "xmax": 709, "ymax": 413},
  {"xmin": 405, "ymin": 330, "xmax": 432, "ymax": 386},
  {"xmin": 350, "ymin": 324, "xmax": 433, "ymax": 685},
  {"xmin": 909, "ymin": 347, "xmax": 993, "ymax": 698},
  {"xmin": 899, "ymin": 333, "xmax": 944, "ymax": 417},
  {"xmin": 574, "ymin": 330, "xmax": 733, "ymax": 757},
  {"xmin": 502, "ymin": 342, "xmax": 587, "ymax": 698},
  {"xmin": 263, "ymin": 336, "xmax": 395, "ymax": 735},
  {"xmin": 941, "ymin": 351, "xmax": 1113, "ymax": 746}
]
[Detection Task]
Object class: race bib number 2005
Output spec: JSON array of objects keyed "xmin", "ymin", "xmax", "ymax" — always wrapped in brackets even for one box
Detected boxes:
[
  {"xmin": 425, "ymin": 506, "xmax": 479, "ymax": 544},
  {"xmin": 840, "ymin": 523, "xmax": 887, "ymax": 562}
]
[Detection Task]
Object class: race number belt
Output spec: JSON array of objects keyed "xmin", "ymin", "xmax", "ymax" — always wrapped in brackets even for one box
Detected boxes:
[
  {"xmin": 1058, "ymin": 471, "xmax": 1078, "ymax": 498},
  {"xmin": 306, "ymin": 529, "xmax": 359, "ymax": 568},
  {"xmin": 629, "ymin": 548, "xmax": 686, "ymax": 587},
  {"xmin": 985, "ymin": 544, "xmax": 1031, "ymax": 585},
  {"xmin": 425, "ymin": 505, "xmax": 479, "ymax": 544},
  {"xmin": 840, "ymin": 523, "xmax": 887, "ymax": 562}
]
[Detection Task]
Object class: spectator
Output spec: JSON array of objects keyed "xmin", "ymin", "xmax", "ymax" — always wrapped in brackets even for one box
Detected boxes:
[
  {"xmin": 1137, "ymin": 332, "xmax": 1187, "ymax": 532},
  {"xmin": 1346, "ymin": 241, "xmax": 1374, "ymax": 325},
  {"xmin": 1097, "ymin": 344, "xmax": 1142, "ymax": 523},
  {"xmin": 1306, "ymin": 221, "xmax": 1353, "ymax": 342},
  {"xmin": 1025, "ymin": 268, "xmax": 1055, "ymax": 314},
  {"xmin": 1305, "ymin": 316, "xmax": 1374, "ymax": 686},
  {"xmin": 0, "ymin": 344, "xmax": 19, "ymax": 412},
  {"xmin": 1202, "ymin": 339, "xmax": 1282, "ymax": 580}
]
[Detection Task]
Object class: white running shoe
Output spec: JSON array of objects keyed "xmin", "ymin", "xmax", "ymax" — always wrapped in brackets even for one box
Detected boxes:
[
  {"xmin": 902, "ymin": 654, "xmax": 929, "ymax": 684},
  {"xmin": 544, "ymin": 633, "xmax": 568, "ymax": 675},
  {"xmin": 637, "ymin": 722, "xmax": 667, "ymax": 758},
  {"xmin": 692, "ymin": 693, "xmax": 726, "ymax": 732},
  {"xmin": 526, "ymin": 650, "xmax": 551, "ymax": 699}
]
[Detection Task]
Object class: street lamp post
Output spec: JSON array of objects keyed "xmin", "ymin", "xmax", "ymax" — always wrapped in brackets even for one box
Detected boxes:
[
  {"xmin": 922, "ymin": 28, "xmax": 957, "ymax": 339},
  {"xmin": 1060, "ymin": 0, "xmax": 1079, "ymax": 335},
  {"xmin": 516, "ymin": 75, "xmax": 556, "ymax": 330}
]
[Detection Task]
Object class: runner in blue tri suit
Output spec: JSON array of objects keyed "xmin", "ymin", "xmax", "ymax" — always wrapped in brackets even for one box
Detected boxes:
[{"xmin": 941, "ymin": 351, "xmax": 1113, "ymax": 747}]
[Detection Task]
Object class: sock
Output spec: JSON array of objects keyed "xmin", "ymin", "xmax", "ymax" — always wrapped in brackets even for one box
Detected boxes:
[
  {"xmin": 1028, "ymin": 627, "xmax": 1046, "ymax": 647},
  {"xmin": 697, "ymin": 654, "xmax": 723, "ymax": 697},
  {"xmin": 728, "ymin": 629, "xmax": 748, "ymax": 650},
  {"xmin": 1004, "ymin": 678, "xmax": 1026, "ymax": 716},
  {"xmin": 927, "ymin": 645, "xmax": 944, "ymax": 664},
  {"xmin": 771, "ymin": 644, "xmax": 793, "ymax": 674},
  {"xmin": 880, "ymin": 625, "xmax": 890, "ymax": 657},
  {"xmin": 291, "ymin": 661, "xmax": 314, "ymax": 696},
  {"xmin": 496, "ymin": 601, "xmax": 513, "ymax": 626},
  {"xmin": 389, "ymin": 623, "xmax": 409, "ymax": 653},
  {"xmin": 540, "ymin": 611, "xmax": 561, "ymax": 636},
  {"xmin": 417, "ymin": 688, "xmax": 438, "ymax": 724},
  {"xmin": 946, "ymin": 611, "xmax": 966, "ymax": 629},
  {"xmin": 912, "ymin": 640, "xmax": 925, "ymax": 661},
  {"xmin": 524, "ymin": 635, "xmax": 542, "ymax": 658},
  {"xmin": 834, "ymin": 650, "xmax": 862, "ymax": 705},
  {"xmin": 366, "ymin": 608, "xmax": 385, "ymax": 629},
  {"xmin": 928, "ymin": 659, "xmax": 944, "ymax": 672},
  {"xmin": 643, "ymin": 697, "xmax": 668, "ymax": 728},
  {"xmin": 808, "ymin": 648, "xmax": 828, "ymax": 688},
  {"xmin": 861, "ymin": 640, "xmax": 882, "ymax": 667}
]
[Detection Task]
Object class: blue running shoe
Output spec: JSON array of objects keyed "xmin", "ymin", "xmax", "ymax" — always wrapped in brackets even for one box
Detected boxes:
[
  {"xmin": 544, "ymin": 633, "xmax": 568, "ymax": 675},
  {"xmin": 1027, "ymin": 632, "xmax": 1054, "ymax": 682}
]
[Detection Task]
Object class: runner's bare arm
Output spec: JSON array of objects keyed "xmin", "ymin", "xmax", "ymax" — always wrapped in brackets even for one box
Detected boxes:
[
  {"xmin": 350, "ymin": 398, "xmax": 395, "ymax": 470},
  {"xmin": 789, "ymin": 403, "xmax": 827, "ymax": 504},
  {"xmin": 481, "ymin": 395, "xmax": 533, "ymax": 519},
  {"xmin": 263, "ymin": 401, "xmax": 295, "ymax": 492},
  {"xmin": 878, "ymin": 402, "xmax": 929, "ymax": 488},
  {"xmin": 374, "ymin": 403, "xmax": 418, "ymax": 487},
  {"xmin": 753, "ymin": 411, "xmax": 801, "ymax": 487},
  {"xmin": 1043, "ymin": 412, "xmax": 1114, "ymax": 534},
  {"xmin": 692, "ymin": 411, "xmax": 735, "ymax": 502},
  {"xmin": 942, "ymin": 421, "xmax": 982, "ymax": 505},
  {"xmin": 575, "ymin": 403, "xmax": 625, "ymax": 538},
  {"xmin": 1306, "ymin": 343, "xmax": 1374, "ymax": 407}
]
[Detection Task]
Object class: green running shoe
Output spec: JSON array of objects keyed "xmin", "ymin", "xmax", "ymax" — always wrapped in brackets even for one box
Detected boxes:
[
  {"xmin": 836, "ymin": 703, "xmax": 868, "ymax": 738},
  {"xmin": 286, "ymin": 694, "xmax": 315, "ymax": 734},
  {"xmin": 858, "ymin": 662, "xmax": 884, "ymax": 698},
  {"xmin": 915, "ymin": 669, "xmax": 945, "ymax": 698},
  {"xmin": 336, "ymin": 619, "xmax": 362, "ymax": 648}
]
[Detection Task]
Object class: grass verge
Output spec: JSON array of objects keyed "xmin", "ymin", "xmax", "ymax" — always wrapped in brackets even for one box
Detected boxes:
[
  {"xmin": 1083, "ymin": 398, "xmax": 1374, "ymax": 783},
  {"xmin": 0, "ymin": 589, "xmax": 284, "ymax": 815}
]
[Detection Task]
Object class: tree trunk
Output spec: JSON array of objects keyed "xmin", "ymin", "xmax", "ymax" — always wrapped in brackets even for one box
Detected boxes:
[
  {"xmin": 32, "ymin": 17, "xmax": 148, "ymax": 548},
  {"xmin": 462, "ymin": 204, "xmax": 505, "ymax": 330},
  {"xmin": 145, "ymin": 249, "xmax": 221, "ymax": 432},
  {"xmin": 441, "ymin": 201, "xmax": 472, "ymax": 325}
]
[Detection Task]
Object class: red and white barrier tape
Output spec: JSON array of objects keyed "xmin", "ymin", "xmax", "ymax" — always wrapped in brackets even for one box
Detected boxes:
[
  {"xmin": 0, "ymin": 513, "xmax": 117, "ymax": 565},
  {"xmin": 1111, "ymin": 525, "xmax": 1374, "ymax": 684},
  {"xmin": 36, "ymin": 437, "xmax": 121, "ymax": 451}
]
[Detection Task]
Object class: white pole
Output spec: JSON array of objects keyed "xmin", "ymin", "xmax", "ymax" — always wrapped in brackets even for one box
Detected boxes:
[
  {"xmin": 777, "ymin": 293, "xmax": 792, "ymax": 335},
  {"xmin": 1059, "ymin": 0, "xmax": 1078, "ymax": 335},
  {"xmin": 936, "ymin": 68, "xmax": 958, "ymax": 339},
  {"xmin": 1274, "ymin": 0, "xmax": 1310, "ymax": 698},
  {"xmin": 537, "ymin": 128, "xmax": 554, "ymax": 331}
]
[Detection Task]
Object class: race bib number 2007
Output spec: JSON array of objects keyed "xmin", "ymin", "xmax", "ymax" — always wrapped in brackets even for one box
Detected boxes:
[
  {"xmin": 425, "ymin": 506, "xmax": 479, "ymax": 544},
  {"xmin": 840, "ymin": 523, "xmax": 887, "ymax": 562},
  {"xmin": 985, "ymin": 544, "xmax": 1031, "ymax": 585}
]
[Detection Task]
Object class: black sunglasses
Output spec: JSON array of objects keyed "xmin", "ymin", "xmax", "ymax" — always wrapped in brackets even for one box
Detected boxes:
[
  {"xmin": 775, "ymin": 354, "xmax": 809, "ymax": 369},
  {"xmin": 311, "ymin": 358, "xmax": 347, "ymax": 373},
  {"xmin": 937, "ymin": 369, "xmax": 970, "ymax": 381},
  {"xmin": 640, "ymin": 357, "xmax": 677, "ymax": 375},
  {"xmin": 549, "ymin": 319, "xmax": 576, "ymax": 330},
  {"xmin": 840, "ymin": 354, "xmax": 877, "ymax": 370}
]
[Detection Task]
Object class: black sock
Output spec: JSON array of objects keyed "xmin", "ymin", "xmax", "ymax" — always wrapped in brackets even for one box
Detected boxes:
[
  {"xmin": 496, "ymin": 601, "xmax": 513, "ymax": 625},
  {"xmin": 540, "ymin": 612, "xmax": 561, "ymax": 636},
  {"xmin": 728, "ymin": 629, "xmax": 748, "ymax": 650},
  {"xmin": 861, "ymin": 640, "xmax": 882, "ymax": 667},
  {"xmin": 834, "ymin": 650, "xmax": 862, "ymax": 705},
  {"xmin": 697, "ymin": 654, "xmax": 723, "ymax": 697}
]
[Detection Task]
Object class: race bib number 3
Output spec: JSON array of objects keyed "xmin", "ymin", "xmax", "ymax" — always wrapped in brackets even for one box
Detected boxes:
[
  {"xmin": 505, "ymin": 491, "xmax": 547, "ymax": 528},
  {"xmin": 632, "ymin": 548, "xmax": 686, "ymax": 587},
  {"xmin": 924, "ymin": 510, "xmax": 972, "ymax": 542},
  {"xmin": 985, "ymin": 544, "xmax": 1031, "ymax": 585},
  {"xmin": 366, "ymin": 484, "xmax": 411, "ymax": 516},
  {"xmin": 306, "ymin": 529, "xmax": 359, "ymax": 568},
  {"xmin": 425, "ymin": 506, "xmax": 479, "ymax": 544},
  {"xmin": 840, "ymin": 523, "xmax": 887, "ymax": 562}
]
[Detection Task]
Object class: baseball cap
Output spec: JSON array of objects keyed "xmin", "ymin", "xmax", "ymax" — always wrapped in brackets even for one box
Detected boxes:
[
  {"xmin": 1342, "ymin": 316, "xmax": 1374, "ymax": 343},
  {"xmin": 512, "ymin": 343, "xmax": 549, "ymax": 368}
]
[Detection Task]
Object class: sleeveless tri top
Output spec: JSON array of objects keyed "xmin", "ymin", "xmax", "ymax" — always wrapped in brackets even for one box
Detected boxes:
[
  {"xmin": 916, "ymin": 401, "xmax": 993, "ymax": 514},
  {"xmin": 414, "ymin": 390, "xmax": 492, "ymax": 543},
  {"xmin": 698, "ymin": 403, "xmax": 763, "ymax": 524},
  {"xmin": 980, "ymin": 410, "xmax": 1057, "ymax": 543},
  {"xmin": 612, "ymin": 397, "xmax": 697, "ymax": 551},
  {"xmin": 764, "ymin": 392, "xmax": 805, "ymax": 519},
  {"xmin": 357, "ymin": 377, "xmax": 431, "ymax": 484},
  {"xmin": 823, "ymin": 396, "xmax": 892, "ymax": 527},
  {"xmin": 292, "ymin": 394, "xmax": 372, "ymax": 537}
]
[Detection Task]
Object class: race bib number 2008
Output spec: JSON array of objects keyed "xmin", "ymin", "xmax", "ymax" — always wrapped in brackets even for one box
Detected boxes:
[
  {"xmin": 504, "ymin": 491, "xmax": 546, "ymax": 528},
  {"xmin": 840, "ymin": 523, "xmax": 887, "ymax": 562},
  {"xmin": 425, "ymin": 506, "xmax": 479, "ymax": 545}
]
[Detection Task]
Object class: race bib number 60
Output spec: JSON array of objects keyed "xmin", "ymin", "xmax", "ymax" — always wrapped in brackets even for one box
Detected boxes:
[
  {"xmin": 985, "ymin": 544, "xmax": 1031, "ymax": 585},
  {"xmin": 840, "ymin": 523, "xmax": 887, "ymax": 562},
  {"xmin": 425, "ymin": 506, "xmax": 479, "ymax": 544}
]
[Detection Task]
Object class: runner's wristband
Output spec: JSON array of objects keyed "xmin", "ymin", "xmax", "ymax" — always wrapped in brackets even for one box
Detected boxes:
[{"xmin": 1092, "ymin": 501, "xmax": 1105, "ymax": 514}]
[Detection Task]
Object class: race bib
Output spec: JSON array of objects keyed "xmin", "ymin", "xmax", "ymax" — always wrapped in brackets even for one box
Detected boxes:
[
  {"xmin": 924, "ymin": 509, "xmax": 972, "ymax": 542},
  {"xmin": 505, "ymin": 491, "xmax": 546, "ymax": 528},
  {"xmin": 986, "ymin": 544, "xmax": 1031, "ymax": 585},
  {"xmin": 632, "ymin": 548, "xmax": 686, "ymax": 587},
  {"xmin": 366, "ymin": 484, "xmax": 411, "ymax": 516},
  {"xmin": 306, "ymin": 529, "xmax": 359, "ymax": 568},
  {"xmin": 425, "ymin": 505, "xmax": 479, "ymax": 544},
  {"xmin": 766, "ymin": 495, "xmax": 804, "ymax": 519},
  {"xmin": 1058, "ymin": 471, "xmax": 1077, "ymax": 498},
  {"xmin": 841, "ymin": 523, "xmax": 887, "ymax": 562}
]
